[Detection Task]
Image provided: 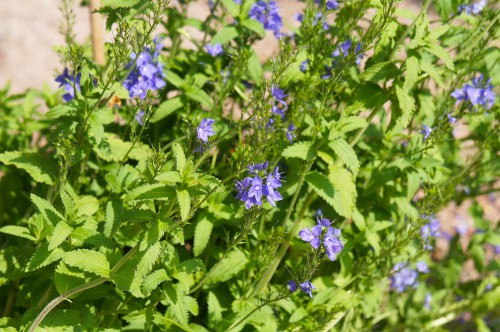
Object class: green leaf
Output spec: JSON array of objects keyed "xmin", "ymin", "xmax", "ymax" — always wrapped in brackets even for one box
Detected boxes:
[
  {"xmin": 361, "ymin": 61, "xmax": 400, "ymax": 83},
  {"xmin": 206, "ymin": 249, "xmax": 248, "ymax": 284},
  {"xmin": 306, "ymin": 171, "xmax": 336, "ymax": 210},
  {"xmin": 164, "ymin": 284, "xmax": 190, "ymax": 325},
  {"xmin": 425, "ymin": 43, "xmax": 454, "ymax": 70},
  {"xmin": 126, "ymin": 243, "xmax": 164, "ymax": 297},
  {"xmin": 339, "ymin": 116, "xmax": 367, "ymax": 134},
  {"xmin": 150, "ymin": 97, "xmax": 183, "ymax": 123},
  {"xmin": 329, "ymin": 139, "xmax": 360, "ymax": 177},
  {"xmin": 0, "ymin": 151, "xmax": 56, "ymax": 185},
  {"xmin": 126, "ymin": 183, "xmax": 176, "ymax": 201},
  {"xmin": 185, "ymin": 87, "xmax": 214, "ymax": 109},
  {"xmin": 54, "ymin": 262, "xmax": 86, "ymax": 295},
  {"xmin": 76, "ymin": 196, "xmax": 99, "ymax": 217},
  {"xmin": 63, "ymin": 249, "xmax": 110, "ymax": 278},
  {"xmin": 420, "ymin": 60, "xmax": 444, "ymax": 87},
  {"xmin": 193, "ymin": 214, "xmax": 213, "ymax": 257},
  {"xmin": 95, "ymin": 133, "xmax": 150, "ymax": 162},
  {"xmin": 403, "ymin": 56, "xmax": 420, "ymax": 93},
  {"xmin": 221, "ymin": 0, "xmax": 239, "ymax": 16},
  {"xmin": 31, "ymin": 194, "xmax": 65, "ymax": 226},
  {"xmin": 143, "ymin": 269, "xmax": 171, "ymax": 295},
  {"xmin": 26, "ymin": 244, "xmax": 65, "ymax": 271},
  {"xmin": 212, "ymin": 26, "xmax": 238, "ymax": 45},
  {"xmin": 102, "ymin": 0, "xmax": 140, "ymax": 8},
  {"xmin": 241, "ymin": 19, "xmax": 265, "ymax": 37},
  {"xmin": 156, "ymin": 171, "xmax": 182, "ymax": 184},
  {"xmin": 177, "ymin": 189, "xmax": 190, "ymax": 222},
  {"xmin": 328, "ymin": 167, "xmax": 357, "ymax": 218},
  {"xmin": 89, "ymin": 112, "xmax": 105, "ymax": 145},
  {"xmin": 164, "ymin": 70, "xmax": 185, "ymax": 88},
  {"xmin": 46, "ymin": 100, "xmax": 80, "ymax": 119},
  {"xmin": 0, "ymin": 225, "xmax": 36, "ymax": 241},
  {"xmin": 393, "ymin": 197, "xmax": 418, "ymax": 219},
  {"xmin": 395, "ymin": 83, "xmax": 415, "ymax": 128},
  {"xmin": 207, "ymin": 292, "xmax": 224, "ymax": 328},
  {"xmin": 247, "ymin": 50, "xmax": 262, "ymax": 84},
  {"xmin": 282, "ymin": 141, "xmax": 315, "ymax": 160},
  {"xmin": 48, "ymin": 221, "xmax": 73, "ymax": 250},
  {"xmin": 173, "ymin": 143, "xmax": 186, "ymax": 172}
]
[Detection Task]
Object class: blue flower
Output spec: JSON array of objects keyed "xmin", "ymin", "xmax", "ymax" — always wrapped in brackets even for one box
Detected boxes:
[
  {"xmin": 451, "ymin": 74, "xmax": 495, "ymax": 110},
  {"xmin": 447, "ymin": 113, "xmax": 457, "ymax": 124},
  {"xmin": 316, "ymin": 217, "xmax": 331, "ymax": 227},
  {"xmin": 197, "ymin": 118, "xmax": 215, "ymax": 142},
  {"xmin": 287, "ymin": 280, "xmax": 297, "ymax": 292},
  {"xmin": 299, "ymin": 225, "xmax": 323, "ymax": 249},
  {"xmin": 124, "ymin": 36, "xmax": 165, "ymax": 100},
  {"xmin": 286, "ymin": 122, "xmax": 296, "ymax": 143},
  {"xmin": 416, "ymin": 261, "xmax": 429, "ymax": 273},
  {"xmin": 249, "ymin": 0, "xmax": 283, "ymax": 37},
  {"xmin": 236, "ymin": 163, "xmax": 284, "ymax": 209},
  {"xmin": 300, "ymin": 59, "xmax": 309, "ymax": 72},
  {"xmin": 324, "ymin": 227, "xmax": 343, "ymax": 261},
  {"xmin": 390, "ymin": 262, "xmax": 419, "ymax": 293},
  {"xmin": 299, "ymin": 280, "xmax": 316, "ymax": 298},
  {"xmin": 55, "ymin": 68, "xmax": 81, "ymax": 102},
  {"xmin": 326, "ymin": 0, "xmax": 339, "ymax": 10},
  {"xmin": 332, "ymin": 40, "xmax": 364, "ymax": 64},
  {"xmin": 420, "ymin": 124, "xmax": 432, "ymax": 142},
  {"xmin": 421, "ymin": 215, "xmax": 440, "ymax": 250},
  {"xmin": 204, "ymin": 43, "xmax": 224, "ymax": 56},
  {"xmin": 135, "ymin": 110, "xmax": 145, "ymax": 126},
  {"xmin": 458, "ymin": 0, "xmax": 487, "ymax": 15},
  {"xmin": 424, "ymin": 293, "xmax": 432, "ymax": 310}
]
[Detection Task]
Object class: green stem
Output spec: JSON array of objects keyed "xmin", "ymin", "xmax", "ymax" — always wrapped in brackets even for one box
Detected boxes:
[{"xmin": 252, "ymin": 167, "xmax": 315, "ymax": 296}]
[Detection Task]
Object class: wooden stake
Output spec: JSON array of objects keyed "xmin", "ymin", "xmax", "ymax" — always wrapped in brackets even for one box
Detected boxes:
[{"xmin": 89, "ymin": 0, "xmax": 105, "ymax": 65}]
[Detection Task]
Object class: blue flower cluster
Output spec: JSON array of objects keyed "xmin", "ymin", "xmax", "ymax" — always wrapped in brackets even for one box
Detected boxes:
[
  {"xmin": 55, "ymin": 68, "xmax": 81, "ymax": 102},
  {"xmin": 269, "ymin": 85, "xmax": 296, "ymax": 143},
  {"xmin": 124, "ymin": 36, "xmax": 166, "ymax": 100},
  {"xmin": 332, "ymin": 40, "xmax": 364, "ymax": 65},
  {"xmin": 458, "ymin": 0, "xmax": 486, "ymax": 15},
  {"xmin": 287, "ymin": 280, "xmax": 316, "ymax": 298},
  {"xmin": 420, "ymin": 215, "xmax": 440, "ymax": 250},
  {"xmin": 299, "ymin": 217, "xmax": 343, "ymax": 261},
  {"xmin": 390, "ymin": 261, "xmax": 429, "ymax": 293},
  {"xmin": 248, "ymin": 0, "xmax": 283, "ymax": 37},
  {"xmin": 451, "ymin": 74, "xmax": 495, "ymax": 110},
  {"xmin": 235, "ymin": 162, "xmax": 283, "ymax": 209}
]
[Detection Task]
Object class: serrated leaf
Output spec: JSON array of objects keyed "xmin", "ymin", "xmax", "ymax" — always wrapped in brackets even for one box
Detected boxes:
[
  {"xmin": 393, "ymin": 197, "xmax": 418, "ymax": 219},
  {"xmin": 127, "ymin": 243, "xmax": 163, "ymax": 297},
  {"xmin": 89, "ymin": 112, "xmax": 105, "ymax": 145},
  {"xmin": 76, "ymin": 196, "xmax": 99, "ymax": 217},
  {"xmin": 395, "ymin": 84, "xmax": 415, "ymax": 128},
  {"xmin": 403, "ymin": 56, "xmax": 420, "ymax": 93},
  {"xmin": 185, "ymin": 87, "xmax": 214, "ymax": 109},
  {"xmin": 143, "ymin": 269, "xmax": 171, "ymax": 295},
  {"xmin": 339, "ymin": 116, "xmax": 367, "ymax": 134},
  {"xmin": 306, "ymin": 171, "xmax": 336, "ymax": 210},
  {"xmin": 329, "ymin": 139, "xmax": 360, "ymax": 177},
  {"xmin": 126, "ymin": 183, "xmax": 176, "ymax": 201},
  {"xmin": 150, "ymin": 97, "xmax": 183, "ymax": 123},
  {"xmin": 54, "ymin": 262, "xmax": 86, "ymax": 295},
  {"xmin": 425, "ymin": 43, "xmax": 454, "ymax": 70},
  {"xmin": 95, "ymin": 133, "xmax": 150, "ymax": 162},
  {"xmin": 27, "ymin": 244, "xmax": 65, "ymax": 271},
  {"xmin": 31, "ymin": 194, "xmax": 65, "ymax": 226},
  {"xmin": 0, "ymin": 225, "xmax": 36, "ymax": 241},
  {"xmin": 361, "ymin": 61, "xmax": 400, "ymax": 83},
  {"xmin": 177, "ymin": 189, "xmax": 190, "ymax": 221},
  {"xmin": 63, "ymin": 249, "xmax": 110, "ymax": 278},
  {"xmin": 193, "ymin": 215, "xmax": 213, "ymax": 257},
  {"xmin": 247, "ymin": 50, "xmax": 262, "ymax": 84},
  {"xmin": 282, "ymin": 141, "xmax": 315, "ymax": 160},
  {"xmin": 208, "ymin": 292, "xmax": 224, "ymax": 328},
  {"xmin": 173, "ymin": 143, "xmax": 186, "ymax": 172},
  {"xmin": 0, "ymin": 151, "xmax": 56, "ymax": 185},
  {"xmin": 328, "ymin": 167, "xmax": 357, "ymax": 218},
  {"xmin": 206, "ymin": 249, "xmax": 248, "ymax": 284},
  {"xmin": 420, "ymin": 60, "xmax": 444, "ymax": 87},
  {"xmin": 155, "ymin": 171, "xmax": 182, "ymax": 183},
  {"xmin": 221, "ymin": 0, "xmax": 239, "ymax": 16},
  {"xmin": 164, "ymin": 284, "xmax": 190, "ymax": 325},
  {"xmin": 48, "ymin": 221, "xmax": 73, "ymax": 250}
]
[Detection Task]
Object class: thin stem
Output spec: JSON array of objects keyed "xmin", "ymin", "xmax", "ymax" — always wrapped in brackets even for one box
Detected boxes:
[
  {"xmin": 252, "ymin": 165, "xmax": 314, "ymax": 296},
  {"xmin": 388, "ymin": 0, "xmax": 432, "ymax": 61}
]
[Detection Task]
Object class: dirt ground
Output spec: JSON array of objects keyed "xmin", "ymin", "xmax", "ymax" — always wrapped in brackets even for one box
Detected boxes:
[{"xmin": 0, "ymin": 0, "xmax": 498, "ymax": 254}]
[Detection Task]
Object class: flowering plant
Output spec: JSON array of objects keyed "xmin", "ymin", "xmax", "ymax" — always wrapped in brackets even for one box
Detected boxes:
[{"xmin": 0, "ymin": 0, "xmax": 498, "ymax": 331}]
